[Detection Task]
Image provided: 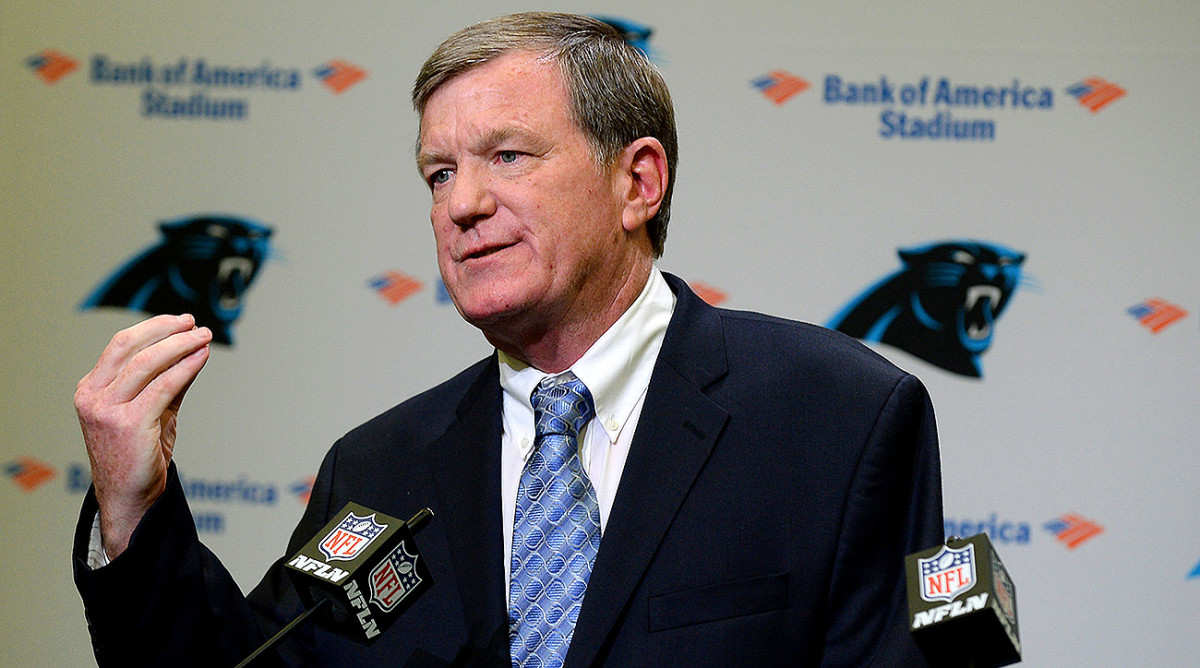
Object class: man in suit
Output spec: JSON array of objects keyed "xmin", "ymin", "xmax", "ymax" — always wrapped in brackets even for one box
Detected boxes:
[{"xmin": 72, "ymin": 12, "xmax": 943, "ymax": 667}]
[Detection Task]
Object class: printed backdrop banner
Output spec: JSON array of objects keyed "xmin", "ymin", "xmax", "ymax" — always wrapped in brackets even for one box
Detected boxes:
[{"xmin": 2, "ymin": 2, "xmax": 1197, "ymax": 666}]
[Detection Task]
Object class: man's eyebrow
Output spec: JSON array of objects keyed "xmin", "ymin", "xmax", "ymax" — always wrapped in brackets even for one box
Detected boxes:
[
  {"xmin": 473, "ymin": 126, "xmax": 547, "ymax": 155},
  {"xmin": 416, "ymin": 126, "xmax": 551, "ymax": 172},
  {"xmin": 416, "ymin": 130, "xmax": 514, "ymax": 171},
  {"xmin": 416, "ymin": 149, "xmax": 449, "ymax": 172},
  {"xmin": 479, "ymin": 126, "xmax": 526, "ymax": 147}
]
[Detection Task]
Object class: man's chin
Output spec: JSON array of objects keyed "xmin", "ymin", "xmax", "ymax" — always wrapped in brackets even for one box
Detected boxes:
[
  {"xmin": 458, "ymin": 296, "xmax": 550, "ymax": 355},
  {"xmin": 455, "ymin": 297, "xmax": 526, "ymax": 331}
]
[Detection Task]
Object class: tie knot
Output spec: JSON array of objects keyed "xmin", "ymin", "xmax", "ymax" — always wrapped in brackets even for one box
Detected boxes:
[{"xmin": 531, "ymin": 372, "xmax": 595, "ymax": 439}]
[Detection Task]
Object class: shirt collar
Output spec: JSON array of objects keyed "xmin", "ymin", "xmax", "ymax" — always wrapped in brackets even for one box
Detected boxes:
[{"xmin": 498, "ymin": 267, "xmax": 675, "ymax": 443}]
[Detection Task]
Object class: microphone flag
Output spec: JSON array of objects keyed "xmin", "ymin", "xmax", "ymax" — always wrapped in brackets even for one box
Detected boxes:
[
  {"xmin": 284, "ymin": 502, "xmax": 434, "ymax": 644},
  {"xmin": 905, "ymin": 533, "xmax": 1020, "ymax": 668}
]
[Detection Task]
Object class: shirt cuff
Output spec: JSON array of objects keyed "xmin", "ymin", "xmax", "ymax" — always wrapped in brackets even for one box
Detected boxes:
[{"xmin": 86, "ymin": 511, "xmax": 111, "ymax": 570}]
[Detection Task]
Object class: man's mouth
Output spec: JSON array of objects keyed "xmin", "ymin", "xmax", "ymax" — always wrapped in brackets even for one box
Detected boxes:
[
  {"xmin": 467, "ymin": 247, "xmax": 504, "ymax": 260},
  {"xmin": 461, "ymin": 242, "xmax": 514, "ymax": 261}
]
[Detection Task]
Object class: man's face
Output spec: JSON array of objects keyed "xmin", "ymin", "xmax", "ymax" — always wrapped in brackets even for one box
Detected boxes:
[{"xmin": 417, "ymin": 51, "xmax": 636, "ymax": 353}]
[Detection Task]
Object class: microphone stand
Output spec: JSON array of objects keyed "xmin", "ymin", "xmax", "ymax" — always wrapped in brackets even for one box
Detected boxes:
[{"xmin": 233, "ymin": 597, "xmax": 329, "ymax": 668}]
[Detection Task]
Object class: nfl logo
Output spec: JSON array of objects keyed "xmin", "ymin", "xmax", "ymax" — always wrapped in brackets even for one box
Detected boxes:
[
  {"xmin": 918, "ymin": 543, "xmax": 976, "ymax": 603},
  {"xmin": 369, "ymin": 541, "xmax": 424, "ymax": 613},
  {"xmin": 319, "ymin": 512, "xmax": 388, "ymax": 562}
]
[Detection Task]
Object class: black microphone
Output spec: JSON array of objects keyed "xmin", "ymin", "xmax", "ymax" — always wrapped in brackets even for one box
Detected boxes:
[
  {"xmin": 235, "ymin": 503, "xmax": 434, "ymax": 667},
  {"xmin": 905, "ymin": 533, "xmax": 1021, "ymax": 668}
]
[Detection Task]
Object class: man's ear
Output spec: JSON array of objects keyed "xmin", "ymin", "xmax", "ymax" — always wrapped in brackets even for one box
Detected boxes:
[{"xmin": 617, "ymin": 137, "xmax": 669, "ymax": 233}]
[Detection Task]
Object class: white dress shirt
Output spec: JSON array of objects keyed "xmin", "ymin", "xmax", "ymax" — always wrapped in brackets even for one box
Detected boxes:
[{"xmin": 497, "ymin": 267, "xmax": 675, "ymax": 599}]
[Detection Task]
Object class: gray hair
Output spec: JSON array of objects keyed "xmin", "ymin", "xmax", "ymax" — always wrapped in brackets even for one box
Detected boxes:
[{"xmin": 413, "ymin": 12, "xmax": 678, "ymax": 257}]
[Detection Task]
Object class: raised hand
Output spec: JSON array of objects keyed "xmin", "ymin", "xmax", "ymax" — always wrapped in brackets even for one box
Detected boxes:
[{"xmin": 74, "ymin": 314, "xmax": 213, "ymax": 558}]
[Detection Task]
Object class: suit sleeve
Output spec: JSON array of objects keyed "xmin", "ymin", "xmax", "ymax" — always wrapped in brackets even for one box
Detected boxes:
[
  {"xmin": 71, "ymin": 451, "xmax": 346, "ymax": 668},
  {"xmin": 820, "ymin": 373, "xmax": 944, "ymax": 668}
]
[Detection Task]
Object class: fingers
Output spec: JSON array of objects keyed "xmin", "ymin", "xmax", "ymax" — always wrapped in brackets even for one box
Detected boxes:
[
  {"xmin": 85, "ymin": 315, "xmax": 211, "ymax": 405},
  {"xmin": 75, "ymin": 315, "xmax": 213, "ymax": 447},
  {"xmin": 144, "ymin": 340, "xmax": 210, "ymax": 420},
  {"xmin": 86, "ymin": 314, "xmax": 199, "ymax": 389},
  {"xmin": 167, "ymin": 350, "xmax": 206, "ymax": 414},
  {"xmin": 106, "ymin": 325, "xmax": 212, "ymax": 407}
]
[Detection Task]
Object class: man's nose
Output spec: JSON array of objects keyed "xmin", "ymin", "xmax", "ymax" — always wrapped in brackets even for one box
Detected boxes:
[{"xmin": 447, "ymin": 164, "xmax": 497, "ymax": 228}]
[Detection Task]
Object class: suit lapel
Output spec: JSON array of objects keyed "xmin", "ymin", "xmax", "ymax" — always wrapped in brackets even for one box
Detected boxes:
[
  {"xmin": 567, "ymin": 275, "xmax": 731, "ymax": 668},
  {"xmin": 427, "ymin": 358, "xmax": 510, "ymax": 656}
]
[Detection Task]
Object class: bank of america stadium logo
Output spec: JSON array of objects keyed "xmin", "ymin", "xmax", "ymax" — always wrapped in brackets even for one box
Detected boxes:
[
  {"xmin": 1066, "ymin": 77, "xmax": 1126, "ymax": 113},
  {"xmin": 689, "ymin": 281, "xmax": 728, "ymax": 306},
  {"xmin": 752, "ymin": 70, "xmax": 810, "ymax": 105},
  {"xmin": 313, "ymin": 60, "xmax": 367, "ymax": 94},
  {"xmin": 369, "ymin": 540, "xmax": 424, "ymax": 612},
  {"xmin": 1044, "ymin": 514, "xmax": 1103, "ymax": 549},
  {"xmin": 435, "ymin": 279, "xmax": 453, "ymax": 305},
  {"xmin": 27, "ymin": 49, "xmax": 79, "ymax": 84},
  {"xmin": 1127, "ymin": 297, "xmax": 1187, "ymax": 333},
  {"xmin": 368, "ymin": 271, "xmax": 423, "ymax": 305},
  {"xmin": 319, "ymin": 512, "xmax": 388, "ymax": 561},
  {"xmin": 289, "ymin": 476, "xmax": 315, "ymax": 505},
  {"xmin": 4, "ymin": 457, "xmax": 57, "ymax": 492},
  {"xmin": 919, "ymin": 543, "xmax": 976, "ymax": 603}
]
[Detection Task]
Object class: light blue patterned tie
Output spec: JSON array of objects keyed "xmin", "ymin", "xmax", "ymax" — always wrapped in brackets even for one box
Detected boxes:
[{"xmin": 509, "ymin": 372, "xmax": 600, "ymax": 668}]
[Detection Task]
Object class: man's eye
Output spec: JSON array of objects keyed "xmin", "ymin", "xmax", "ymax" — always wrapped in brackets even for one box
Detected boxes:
[
  {"xmin": 498, "ymin": 151, "xmax": 519, "ymax": 164},
  {"xmin": 429, "ymin": 169, "xmax": 452, "ymax": 186}
]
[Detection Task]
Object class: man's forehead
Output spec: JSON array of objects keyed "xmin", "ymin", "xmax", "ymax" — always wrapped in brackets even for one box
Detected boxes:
[
  {"xmin": 417, "ymin": 101, "xmax": 551, "ymax": 158},
  {"xmin": 416, "ymin": 52, "xmax": 571, "ymax": 156},
  {"xmin": 419, "ymin": 51, "xmax": 562, "ymax": 120}
]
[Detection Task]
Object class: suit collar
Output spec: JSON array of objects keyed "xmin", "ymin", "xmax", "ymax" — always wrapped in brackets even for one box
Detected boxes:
[
  {"xmin": 567, "ymin": 273, "xmax": 731, "ymax": 667},
  {"xmin": 427, "ymin": 357, "xmax": 511, "ymax": 656},
  {"xmin": 652, "ymin": 272, "xmax": 729, "ymax": 390}
]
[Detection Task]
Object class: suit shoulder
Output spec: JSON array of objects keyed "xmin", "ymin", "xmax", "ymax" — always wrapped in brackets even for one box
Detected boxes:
[{"xmin": 716, "ymin": 307, "xmax": 912, "ymax": 387}]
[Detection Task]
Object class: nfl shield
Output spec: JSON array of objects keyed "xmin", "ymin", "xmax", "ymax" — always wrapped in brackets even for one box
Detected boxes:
[
  {"xmin": 918, "ymin": 543, "xmax": 976, "ymax": 603},
  {"xmin": 319, "ymin": 512, "xmax": 388, "ymax": 562},
  {"xmin": 369, "ymin": 540, "xmax": 424, "ymax": 613}
]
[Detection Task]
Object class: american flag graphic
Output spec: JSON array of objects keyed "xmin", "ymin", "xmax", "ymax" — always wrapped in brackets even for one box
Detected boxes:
[
  {"xmin": 1066, "ymin": 77, "xmax": 1126, "ymax": 113},
  {"xmin": 1044, "ymin": 514, "xmax": 1103, "ymax": 549},
  {"xmin": 290, "ymin": 476, "xmax": 315, "ymax": 505},
  {"xmin": 4, "ymin": 457, "xmax": 56, "ymax": 492},
  {"xmin": 314, "ymin": 60, "xmax": 368, "ymax": 94},
  {"xmin": 689, "ymin": 281, "xmax": 728, "ymax": 306},
  {"xmin": 434, "ymin": 279, "xmax": 454, "ymax": 305},
  {"xmin": 27, "ymin": 49, "xmax": 79, "ymax": 84},
  {"xmin": 368, "ymin": 271, "xmax": 422, "ymax": 305},
  {"xmin": 751, "ymin": 70, "xmax": 810, "ymax": 105},
  {"xmin": 1127, "ymin": 298, "xmax": 1187, "ymax": 333}
]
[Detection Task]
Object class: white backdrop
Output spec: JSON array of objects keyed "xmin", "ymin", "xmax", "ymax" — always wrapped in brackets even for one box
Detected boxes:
[{"xmin": 3, "ymin": 2, "xmax": 1198, "ymax": 666}]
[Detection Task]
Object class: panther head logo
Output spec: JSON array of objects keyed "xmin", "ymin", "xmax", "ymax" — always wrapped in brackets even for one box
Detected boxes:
[
  {"xmin": 80, "ymin": 215, "xmax": 273, "ymax": 345},
  {"xmin": 593, "ymin": 16, "xmax": 657, "ymax": 59},
  {"xmin": 828, "ymin": 240, "xmax": 1026, "ymax": 378}
]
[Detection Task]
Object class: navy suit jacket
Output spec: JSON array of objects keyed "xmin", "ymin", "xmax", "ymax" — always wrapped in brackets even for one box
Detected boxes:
[{"xmin": 74, "ymin": 273, "xmax": 943, "ymax": 667}]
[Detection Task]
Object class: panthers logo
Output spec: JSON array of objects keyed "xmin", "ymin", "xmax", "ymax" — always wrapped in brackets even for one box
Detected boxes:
[
  {"xmin": 81, "ymin": 215, "xmax": 273, "ymax": 345},
  {"xmin": 827, "ymin": 241, "xmax": 1026, "ymax": 378},
  {"xmin": 593, "ymin": 16, "xmax": 657, "ymax": 59}
]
